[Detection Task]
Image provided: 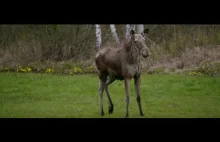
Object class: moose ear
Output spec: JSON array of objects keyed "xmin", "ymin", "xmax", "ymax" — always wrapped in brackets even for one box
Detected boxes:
[
  {"xmin": 130, "ymin": 30, "xmax": 135, "ymax": 36},
  {"xmin": 144, "ymin": 28, "xmax": 149, "ymax": 34}
]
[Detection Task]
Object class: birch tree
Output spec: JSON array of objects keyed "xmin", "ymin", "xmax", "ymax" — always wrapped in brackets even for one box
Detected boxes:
[
  {"xmin": 126, "ymin": 24, "xmax": 141, "ymax": 39},
  {"xmin": 110, "ymin": 24, "xmax": 120, "ymax": 45},
  {"xmin": 95, "ymin": 24, "xmax": 145, "ymax": 50},
  {"xmin": 95, "ymin": 24, "xmax": 102, "ymax": 49},
  {"xmin": 136, "ymin": 24, "xmax": 144, "ymax": 34},
  {"xmin": 126, "ymin": 24, "xmax": 131, "ymax": 40},
  {"xmin": 130, "ymin": 24, "xmax": 136, "ymax": 31}
]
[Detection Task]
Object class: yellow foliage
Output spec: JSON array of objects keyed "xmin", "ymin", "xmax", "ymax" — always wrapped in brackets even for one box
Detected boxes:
[{"xmin": 188, "ymin": 71, "xmax": 204, "ymax": 76}]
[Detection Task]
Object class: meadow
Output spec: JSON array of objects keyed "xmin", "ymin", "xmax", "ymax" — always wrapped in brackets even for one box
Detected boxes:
[{"xmin": 0, "ymin": 72, "xmax": 220, "ymax": 118}]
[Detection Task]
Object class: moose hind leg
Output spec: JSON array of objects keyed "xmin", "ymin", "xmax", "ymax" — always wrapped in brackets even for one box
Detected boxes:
[
  {"xmin": 105, "ymin": 76, "xmax": 115, "ymax": 115},
  {"xmin": 98, "ymin": 79, "xmax": 106, "ymax": 116},
  {"xmin": 134, "ymin": 76, "xmax": 144, "ymax": 116}
]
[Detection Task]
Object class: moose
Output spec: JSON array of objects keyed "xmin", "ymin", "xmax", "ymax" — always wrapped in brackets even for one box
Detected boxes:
[{"xmin": 95, "ymin": 28, "xmax": 150, "ymax": 118}]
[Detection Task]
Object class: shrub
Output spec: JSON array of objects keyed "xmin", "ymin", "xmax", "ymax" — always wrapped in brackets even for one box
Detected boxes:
[{"xmin": 194, "ymin": 61, "xmax": 220, "ymax": 76}]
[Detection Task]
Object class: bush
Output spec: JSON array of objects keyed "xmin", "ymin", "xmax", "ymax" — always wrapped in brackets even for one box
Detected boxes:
[{"xmin": 194, "ymin": 61, "xmax": 220, "ymax": 76}]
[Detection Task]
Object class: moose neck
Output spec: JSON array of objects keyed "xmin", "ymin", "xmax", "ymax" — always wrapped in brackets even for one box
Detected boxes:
[{"xmin": 124, "ymin": 39, "xmax": 141, "ymax": 65}]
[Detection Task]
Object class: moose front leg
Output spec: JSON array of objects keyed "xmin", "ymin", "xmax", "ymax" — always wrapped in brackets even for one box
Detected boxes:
[
  {"xmin": 124, "ymin": 78, "xmax": 131, "ymax": 118},
  {"xmin": 134, "ymin": 76, "xmax": 144, "ymax": 116}
]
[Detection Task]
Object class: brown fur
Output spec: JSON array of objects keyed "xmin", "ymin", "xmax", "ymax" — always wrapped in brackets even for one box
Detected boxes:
[{"xmin": 95, "ymin": 29, "xmax": 150, "ymax": 118}]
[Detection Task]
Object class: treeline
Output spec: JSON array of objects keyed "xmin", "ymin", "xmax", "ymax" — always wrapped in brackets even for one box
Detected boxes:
[{"xmin": 0, "ymin": 25, "xmax": 220, "ymax": 71}]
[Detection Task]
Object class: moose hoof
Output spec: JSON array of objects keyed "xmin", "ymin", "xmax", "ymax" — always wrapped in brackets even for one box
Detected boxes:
[
  {"xmin": 108, "ymin": 106, "xmax": 114, "ymax": 115},
  {"xmin": 140, "ymin": 112, "xmax": 144, "ymax": 116},
  {"xmin": 101, "ymin": 112, "xmax": 104, "ymax": 116}
]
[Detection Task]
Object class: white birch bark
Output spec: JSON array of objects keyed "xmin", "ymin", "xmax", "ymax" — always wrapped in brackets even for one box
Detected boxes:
[
  {"xmin": 110, "ymin": 24, "xmax": 120, "ymax": 44},
  {"xmin": 136, "ymin": 24, "xmax": 144, "ymax": 34},
  {"xmin": 95, "ymin": 24, "xmax": 102, "ymax": 49},
  {"xmin": 130, "ymin": 24, "xmax": 136, "ymax": 31},
  {"xmin": 126, "ymin": 24, "xmax": 131, "ymax": 40}
]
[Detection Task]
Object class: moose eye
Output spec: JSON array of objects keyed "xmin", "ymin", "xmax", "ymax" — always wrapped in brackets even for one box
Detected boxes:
[{"xmin": 134, "ymin": 41, "xmax": 137, "ymax": 43}]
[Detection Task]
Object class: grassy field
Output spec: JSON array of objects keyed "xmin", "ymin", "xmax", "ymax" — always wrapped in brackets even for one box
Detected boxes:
[{"xmin": 0, "ymin": 72, "xmax": 220, "ymax": 118}]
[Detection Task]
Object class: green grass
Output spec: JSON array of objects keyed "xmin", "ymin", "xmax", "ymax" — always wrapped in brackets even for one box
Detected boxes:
[{"xmin": 0, "ymin": 72, "xmax": 220, "ymax": 118}]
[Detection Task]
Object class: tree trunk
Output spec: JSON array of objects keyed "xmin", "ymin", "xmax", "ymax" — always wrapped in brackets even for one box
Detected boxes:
[
  {"xmin": 95, "ymin": 24, "xmax": 102, "ymax": 49},
  {"xmin": 126, "ymin": 24, "xmax": 131, "ymax": 40},
  {"xmin": 130, "ymin": 24, "xmax": 136, "ymax": 31},
  {"xmin": 110, "ymin": 24, "xmax": 120, "ymax": 46},
  {"xmin": 136, "ymin": 24, "xmax": 144, "ymax": 34}
]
